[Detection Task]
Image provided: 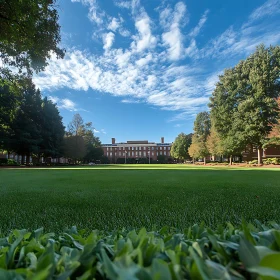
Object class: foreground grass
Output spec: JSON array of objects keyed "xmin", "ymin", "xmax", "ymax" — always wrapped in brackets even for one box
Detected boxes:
[{"xmin": 0, "ymin": 165, "xmax": 280, "ymax": 234}]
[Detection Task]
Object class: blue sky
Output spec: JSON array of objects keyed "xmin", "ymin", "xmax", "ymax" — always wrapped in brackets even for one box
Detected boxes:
[{"xmin": 34, "ymin": 0, "xmax": 280, "ymax": 144}]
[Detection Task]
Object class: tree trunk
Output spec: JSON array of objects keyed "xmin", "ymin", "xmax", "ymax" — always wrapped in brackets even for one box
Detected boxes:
[
  {"xmin": 229, "ymin": 155, "xmax": 232, "ymax": 165},
  {"xmin": 21, "ymin": 155, "xmax": 25, "ymax": 165},
  {"xmin": 204, "ymin": 157, "xmax": 206, "ymax": 165},
  {"xmin": 193, "ymin": 158, "xmax": 195, "ymax": 164},
  {"xmin": 258, "ymin": 147, "xmax": 263, "ymax": 165},
  {"xmin": 26, "ymin": 153, "xmax": 30, "ymax": 165}
]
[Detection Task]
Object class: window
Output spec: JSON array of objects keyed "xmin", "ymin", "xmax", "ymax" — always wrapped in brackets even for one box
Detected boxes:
[
  {"xmin": 132, "ymin": 147, "xmax": 134, "ymax": 150},
  {"xmin": 152, "ymin": 152, "xmax": 154, "ymax": 156},
  {"xmin": 128, "ymin": 152, "xmax": 130, "ymax": 156},
  {"xmin": 139, "ymin": 147, "xmax": 141, "ymax": 150},
  {"xmin": 152, "ymin": 147, "xmax": 154, "ymax": 150},
  {"xmin": 160, "ymin": 152, "xmax": 162, "ymax": 155},
  {"xmin": 168, "ymin": 147, "xmax": 170, "ymax": 150},
  {"xmin": 160, "ymin": 147, "xmax": 162, "ymax": 150},
  {"xmin": 139, "ymin": 151, "xmax": 142, "ymax": 156},
  {"xmin": 119, "ymin": 152, "xmax": 121, "ymax": 156},
  {"xmin": 143, "ymin": 152, "xmax": 146, "ymax": 157},
  {"xmin": 136, "ymin": 151, "xmax": 138, "ymax": 156},
  {"xmin": 164, "ymin": 147, "xmax": 166, "ymax": 150},
  {"xmin": 132, "ymin": 152, "xmax": 134, "ymax": 156},
  {"xmin": 164, "ymin": 151, "xmax": 166, "ymax": 155},
  {"xmin": 123, "ymin": 153, "xmax": 125, "ymax": 157},
  {"xmin": 110, "ymin": 147, "xmax": 112, "ymax": 151},
  {"xmin": 110, "ymin": 152, "xmax": 112, "ymax": 156}
]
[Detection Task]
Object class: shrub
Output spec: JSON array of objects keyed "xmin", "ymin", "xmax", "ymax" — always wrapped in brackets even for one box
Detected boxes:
[
  {"xmin": 263, "ymin": 157, "xmax": 280, "ymax": 165},
  {"xmin": 248, "ymin": 159, "xmax": 258, "ymax": 165},
  {"xmin": 0, "ymin": 158, "xmax": 8, "ymax": 165},
  {"xmin": 7, "ymin": 159, "xmax": 19, "ymax": 166},
  {"xmin": 1, "ymin": 222, "xmax": 280, "ymax": 279}
]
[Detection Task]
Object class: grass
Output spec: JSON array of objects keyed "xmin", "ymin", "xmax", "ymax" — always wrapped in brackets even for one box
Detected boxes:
[{"xmin": 1, "ymin": 164, "xmax": 280, "ymax": 234}]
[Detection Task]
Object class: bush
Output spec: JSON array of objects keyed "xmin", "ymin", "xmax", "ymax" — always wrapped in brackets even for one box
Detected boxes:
[
  {"xmin": 248, "ymin": 159, "xmax": 258, "ymax": 165},
  {"xmin": 7, "ymin": 159, "xmax": 19, "ymax": 166},
  {"xmin": 1, "ymin": 222, "xmax": 280, "ymax": 279},
  {"xmin": 263, "ymin": 157, "xmax": 280, "ymax": 165}
]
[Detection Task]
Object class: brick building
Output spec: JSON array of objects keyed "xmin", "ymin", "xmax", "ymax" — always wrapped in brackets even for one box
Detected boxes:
[{"xmin": 102, "ymin": 137, "xmax": 172, "ymax": 163}]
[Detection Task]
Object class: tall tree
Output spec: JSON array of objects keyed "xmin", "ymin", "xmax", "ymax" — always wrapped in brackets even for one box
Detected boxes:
[
  {"xmin": 189, "ymin": 111, "xmax": 211, "ymax": 164},
  {"xmin": 170, "ymin": 133, "xmax": 192, "ymax": 161},
  {"xmin": 10, "ymin": 80, "xmax": 43, "ymax": 164},
  {"xmin": 39, "ymin": 97, "xmax": 65, "ymax": 159},
  {"xmin": 67, "ymin": 114, "xmax": 84, "ymax": 136},
  {"xmin": 63, "ymin": 136, "xmax": 86, "ymax": 163},
  {"xmin": 206, "ymin": 126, "xmax": 224, "ymax": 160},
  {"xmin": 0, "ymin": 0, "xmax": 65, "ymax": 76},
  {"xmin": 210, "ymin": 44, "xmax": 280, "ymax": 164}
]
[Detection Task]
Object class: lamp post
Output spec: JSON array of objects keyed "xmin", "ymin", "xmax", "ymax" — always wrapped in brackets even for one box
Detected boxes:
[{"xmin": 125, "ymin": 150, "xmax": 127, "ymax": 164}]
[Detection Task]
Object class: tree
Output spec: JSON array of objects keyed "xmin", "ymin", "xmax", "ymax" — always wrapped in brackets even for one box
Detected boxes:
[
  {"xmin": 63, "ymin": 136, "xmax": 86, "ymax": 163},
  {"xmin": 65, "ymin": 114, "xmax": 103, "ymax": 163},
  {"xmin": 170, "ymin": 133, "xmax": 192, "ymax": 161},
  {"xmin": 9, "ymin": 80, "xmax": 43, "ymax": 164},
  {"xmin": 206, "ymin": 126, "xmax": 224, "ymax": 160},
  {"xmin": 68, "ymin": 114, "xmax": 84, "ymax": 136},
  {"xmin": 0, "ymin": 0, "xmax": 64, "ymax": 76},
  {"xmin": 189, "ymin": 111, "xmax": 211, "ymax": 164},
  {"xmin": 39, "ymin": 97, "xmax": 65, "ymax": 158},
  {"xmin": 210, "ymin": 44, "xmax": 280, "ymax": 164}
]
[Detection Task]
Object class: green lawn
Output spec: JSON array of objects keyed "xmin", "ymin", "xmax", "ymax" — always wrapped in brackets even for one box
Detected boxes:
[{"xmin": 0, "ymin": 164, "xmax": 280, "ymax": 234}]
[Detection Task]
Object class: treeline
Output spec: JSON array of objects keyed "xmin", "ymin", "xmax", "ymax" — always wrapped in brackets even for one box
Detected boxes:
[
  {"xmin": 188, "ymin": 44, "xmax": 280, "ymax": 165},
  {"xmin": 64, "ymin": 114, "xmax": 104, "ymax": 164},
  {"xmin": 0, "ymin": 78, "xmax": 65, "ymax": 164},
  {"xmin": 0, "ymin": 80, "xmax": 104, "ymax": 164}
]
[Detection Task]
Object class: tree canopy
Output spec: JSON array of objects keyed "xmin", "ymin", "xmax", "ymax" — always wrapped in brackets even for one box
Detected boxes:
[
  {"xmin": 170, "ymin": 133, "xmax": 192, "ymax": 161},
  {"xmin": 209, "ymin": 44, "xmax": 280, "ymax": 164},
  {"xmin": 0, "ymin": 0, "xmax": 64, "ymax": 77}
]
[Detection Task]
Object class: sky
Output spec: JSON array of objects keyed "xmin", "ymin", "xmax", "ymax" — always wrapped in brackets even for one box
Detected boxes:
[{"xmin": 34, "ymin": 0, "xmax": 280, "ymax": 144}]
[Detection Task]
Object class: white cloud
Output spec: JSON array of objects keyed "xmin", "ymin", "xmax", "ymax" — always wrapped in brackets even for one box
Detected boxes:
[
  {"xmin": 48, "ymin": 96, "xmax": 78, "ymax": 111},
  {"xmin": 103, "ymin": 32, "xmax": 115, "ymax": 51},
  {"xmin": 71, "ymin": 0, "xmax": 105, "ymax": 25},
  {"xmin": 108, "ymin": 17, "xmax": 120, "ymax": 32},
  {"xmin": 114, "ymin": 1, "xmax": 131, "ymax": 9},
  {"xmin": 35, "ymin": 0, "xmax": 280, "ymax": 123},
  {"xmin": 161, "ymin": 2, "xmax": 187, "ymax": 60},
  {"xmin": 189, "ymin": 10, "xmax": 209, "ymax": 37},
  {"xmin": 135, "ymin": 53, "xmax": 153, "ymax": 67},
  {"xmin": 245, "ymin": 0, "xmax": 280, "ymax": 27},
  {"xmin": 132, "ymin": 11, "xmax": 157, "ymax": 52},
  {"xmin": 94, "ymin": 128, "xmax": 106, "ymax": 134}
]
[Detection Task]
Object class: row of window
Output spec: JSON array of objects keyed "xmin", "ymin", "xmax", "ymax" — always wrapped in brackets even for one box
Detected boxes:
[
  {"xmin": 105, "ymin": 146, "xmax": 170, "ymax": 151},
  {"xmin": 106, "ymin": 151, "xmax": 170, "ymax": 157}
]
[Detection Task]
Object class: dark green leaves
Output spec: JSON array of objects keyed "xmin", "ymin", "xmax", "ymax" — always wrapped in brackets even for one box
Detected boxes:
[{"xmin": 1, "ymin": 223, "xmax": 280, "ymax": 279}]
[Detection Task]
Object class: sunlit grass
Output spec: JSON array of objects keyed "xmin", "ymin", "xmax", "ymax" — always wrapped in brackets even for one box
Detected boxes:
[{"xmin": 0, "ymin": 166, "xmax": 280, "ymax": 234}]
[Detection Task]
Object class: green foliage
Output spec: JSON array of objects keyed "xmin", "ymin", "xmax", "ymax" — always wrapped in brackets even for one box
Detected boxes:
[
  {"xmin": 7, "ymin": 159, "xmax": 19, "ymax": 166},
  {"xmin": 248, "ymin": 160, "xmax": 258, "ymax": 165},
  {"xmin": 189, "ymin": 112, "xmax": 211, "ymax": 160},
  {"xmin": 157, "ymin": 155, "xmax": 168, "ymax": 163},
  {"xmin": 210, "ymin": 44, "xmax": 280, "ymax": 164},
  {"xmin": 0, "ymin": 0, "xmax": 65, "ymax": 76},
  {"xmin": 0, "ymin": 79, "xmax": 65, "ymax": 161},
  {"xmin": 63, "ymin": 136, "xmax": 86, "ymax": 162},
  {"xmin": 170, "ymin": 133, "xmax": 192, "ymax": 160},
  {"xmin": 1, "ymin": 222, "xmax": 280, "ymax": 279},
  {"xmin": 262, "ymin": 158, "xmax": 280, "ymax": 165}
]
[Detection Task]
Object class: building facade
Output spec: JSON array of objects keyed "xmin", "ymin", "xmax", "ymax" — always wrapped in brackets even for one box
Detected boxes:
[{"xmin": 102, "ymin": 137, "xmax": 172, "ymax": 163}]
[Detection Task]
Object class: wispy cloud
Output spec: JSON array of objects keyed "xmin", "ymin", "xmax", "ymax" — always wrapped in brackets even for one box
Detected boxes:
[
  {"xmin": 189, "ymin": 10, "xmax": 209, "ymax": 37},
  {"xmin": 161, "ymin": 2, "xmax": 187, "ymax": 61},
  {"xmin": 48, "ymin": 96, "xmax": 87, "ymax": 112}
]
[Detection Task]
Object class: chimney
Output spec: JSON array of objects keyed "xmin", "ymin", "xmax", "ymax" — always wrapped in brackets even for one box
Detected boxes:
[
  {"xmin": 112, "ymin": 138, "xmax": 116, "ymax": 144},
  {"xmin": 161, "ymin": 137, "xmax": 164, "ymax": 144}
]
